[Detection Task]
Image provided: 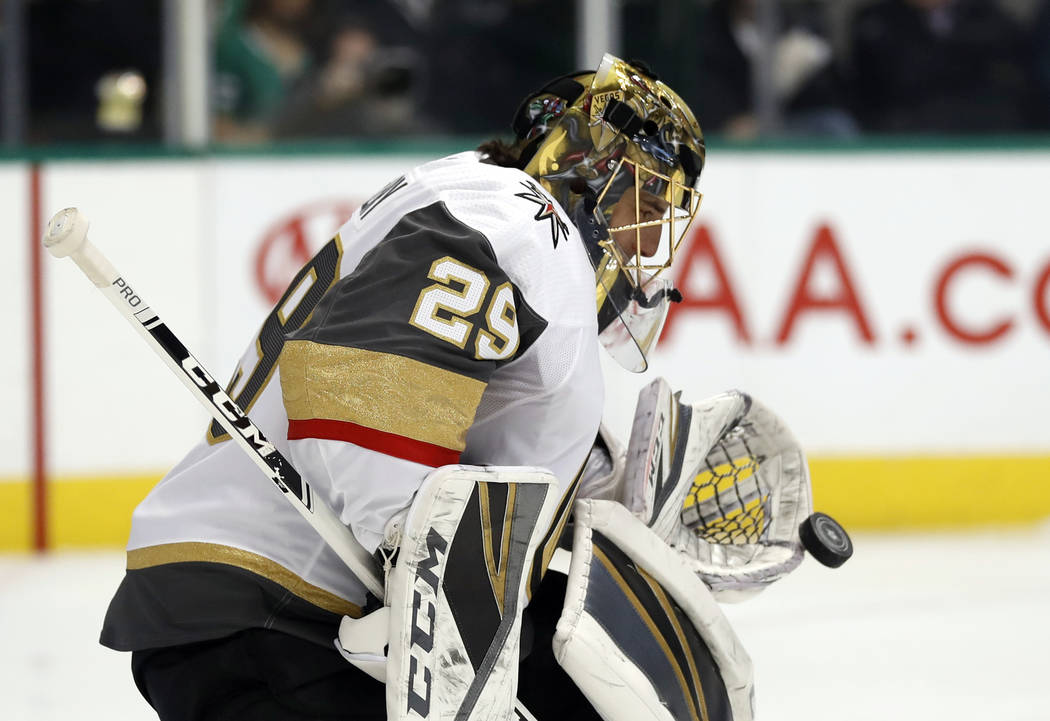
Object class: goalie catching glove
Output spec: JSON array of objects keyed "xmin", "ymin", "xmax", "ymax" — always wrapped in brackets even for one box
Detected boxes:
[
  {"xmin": 617, "ymin": 378, "xmax": 814, "ymax": 600},
  {"xmin": 542, "ymin": 380, "xmax": 815, "ymax": 721}
]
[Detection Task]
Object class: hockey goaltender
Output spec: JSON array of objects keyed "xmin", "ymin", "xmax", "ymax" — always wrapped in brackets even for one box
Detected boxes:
[{"xmin": 98, "ymin": 54, "xmax": 848, "ymax": 721}]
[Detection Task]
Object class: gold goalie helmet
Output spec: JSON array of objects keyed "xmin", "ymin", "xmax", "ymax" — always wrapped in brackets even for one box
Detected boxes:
[{"xmin": 511, "ymin": 54, "xmax": 705, "ymax": 371}]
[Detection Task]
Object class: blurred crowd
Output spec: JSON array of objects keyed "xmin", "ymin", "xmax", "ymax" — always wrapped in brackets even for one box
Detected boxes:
[
  {"xmin": 209, "ymin": 0, "xmax": 575, "ymax": 140},
  {"xmin": 691, "ymin": 0, "xmax": 1049, "ymax": 137},
  {"xmin": 16, "ymin": 0, "xmax": 1050, "ymax": 144}
]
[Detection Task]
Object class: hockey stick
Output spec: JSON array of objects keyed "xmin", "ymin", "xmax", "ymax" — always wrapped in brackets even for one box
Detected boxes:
[
  {"xmin": 42, "ymin": 207, "xmax": 385, "ymax": 599},
  {"xmin": 44, "ymin": 208, "xmax": 541, "ymax": 721}
]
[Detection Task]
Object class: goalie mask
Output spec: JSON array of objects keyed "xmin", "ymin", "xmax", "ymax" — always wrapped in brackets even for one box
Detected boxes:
[{"xmin": 512, "ymin": 54, "xmax": 705, "ymax": 372}]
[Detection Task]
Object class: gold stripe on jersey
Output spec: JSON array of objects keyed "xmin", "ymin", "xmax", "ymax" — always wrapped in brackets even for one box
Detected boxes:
[
  {"xmin": 126, "ymin": 542, "xmax": 362, "ymax": 618},
  {"xmin": 280, "ymin": 341, "xmax": 487, "ymax": 451}
]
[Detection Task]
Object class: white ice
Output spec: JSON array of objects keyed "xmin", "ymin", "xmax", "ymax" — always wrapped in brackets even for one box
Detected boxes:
[{"xmin": 2, "ymin": 525, "xmax": 1049, "ymax": 721}]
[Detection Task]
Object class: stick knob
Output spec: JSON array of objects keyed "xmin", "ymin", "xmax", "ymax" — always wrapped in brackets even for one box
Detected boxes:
[{"xmin": 43, "ymin": 207, "xmax": 90, "ymax": 258}]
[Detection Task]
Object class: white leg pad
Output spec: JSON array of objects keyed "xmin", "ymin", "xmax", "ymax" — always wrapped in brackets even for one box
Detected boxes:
[
  {"xmin": 554, "ymin": 499, "xmax": 755, "ymax": 721},
  {"xmin": 384, "ymin": 464, "xmax": 561, "ymax": 721}
]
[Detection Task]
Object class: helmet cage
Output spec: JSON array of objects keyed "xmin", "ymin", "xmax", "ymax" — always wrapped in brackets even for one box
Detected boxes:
[{"xmin": 594, "ymin": 155, "xmax": 704, "ymax": 290}]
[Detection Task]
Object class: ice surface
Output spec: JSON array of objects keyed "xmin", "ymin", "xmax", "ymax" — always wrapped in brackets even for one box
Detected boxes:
[{"xmin": 2, "ymin": 526, "xmax": 1049, "ymax": 720}]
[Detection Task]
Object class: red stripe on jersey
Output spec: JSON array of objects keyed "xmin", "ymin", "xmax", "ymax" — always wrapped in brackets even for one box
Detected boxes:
[{"xmin": 287, "ymin": 418, "xmax": 461, "ymax": 467}]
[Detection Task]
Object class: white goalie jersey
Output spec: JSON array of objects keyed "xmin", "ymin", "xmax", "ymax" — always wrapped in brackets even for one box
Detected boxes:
[{"xmin": 101, "ymin": 152, "xmax": 604, "ymax": 652}]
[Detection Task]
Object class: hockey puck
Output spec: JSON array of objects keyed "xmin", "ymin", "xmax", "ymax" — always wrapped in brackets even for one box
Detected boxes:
[{"xmin": 799, "ymin": 512, "xmax": 853, "ymax": 568}]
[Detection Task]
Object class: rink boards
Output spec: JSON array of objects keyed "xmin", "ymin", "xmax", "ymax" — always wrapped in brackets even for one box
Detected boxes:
[{"xmin": 1, "ymin": 145, "xmax": 1048, "ymax": 548}]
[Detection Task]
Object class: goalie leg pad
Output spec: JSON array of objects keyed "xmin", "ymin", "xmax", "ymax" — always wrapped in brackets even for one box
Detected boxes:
[
  {"xmin": 385, "ymin": 464, "xmax": 561, "ymax": 721},
  {"xmin": 554, "ymin": 499, "xmax": 755, "ymax": 721}
]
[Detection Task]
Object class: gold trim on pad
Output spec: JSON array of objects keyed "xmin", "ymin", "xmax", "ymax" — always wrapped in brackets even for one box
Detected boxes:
[
  {"xmin": 645, "ymin": 569, "xmax": 710, "ymax": 721},
  {"xmin": 527, "ymin": 466, "xmax": 584, "ymax": 600},
  {"xmin": 280, "ymin": 341, "xmax": 486, "ymax": 451},
  {"xmin": 127, "ymin": 542, "xmax": 362, "ymax": 617},
  {"xmin": 593, "ymin": 546, "xmax": 704, "ymax": 721},
  {"xmin": 479, "ymin": 482, "xmax": 516, "ymax": 616}
]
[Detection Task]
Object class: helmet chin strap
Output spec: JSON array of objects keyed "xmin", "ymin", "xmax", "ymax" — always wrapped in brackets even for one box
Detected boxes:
[{"xmin": 631, "ymin": 284, "xmax": 682, "ymax": 307}]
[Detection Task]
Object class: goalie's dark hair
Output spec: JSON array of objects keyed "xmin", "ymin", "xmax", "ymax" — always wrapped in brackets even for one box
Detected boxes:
[{"xmin": 476, "ymin": 138, "xmax": 521, "ymax": 168}]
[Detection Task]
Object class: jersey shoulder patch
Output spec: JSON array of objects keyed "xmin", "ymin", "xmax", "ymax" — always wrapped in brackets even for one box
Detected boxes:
[{"xmin": 514, "ymin": 179, "xmax": 570, "ymax": 249}]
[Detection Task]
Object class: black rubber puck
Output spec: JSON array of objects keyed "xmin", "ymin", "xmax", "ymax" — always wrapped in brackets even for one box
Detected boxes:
[{"xmin": 799, "ymin": 512, "xmax": 853, "ymax": 568}]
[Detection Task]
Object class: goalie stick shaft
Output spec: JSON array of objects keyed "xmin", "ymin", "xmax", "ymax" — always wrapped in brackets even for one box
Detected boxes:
[{"xmin": 42, "ymin": 208, "xmax": 384, "ymax": 598}]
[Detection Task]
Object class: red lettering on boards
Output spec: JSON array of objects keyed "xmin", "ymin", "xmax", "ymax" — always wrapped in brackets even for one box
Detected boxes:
[
  {"xmin": 933, "ymin": 252, "xmax": 1014, "ymax": 344},
  {"xmin": 662, "ymin": 225, "xmax": 751, "ymax": 343},
  {"xmin": 775, "ymin": 224, "xmax": 875, "ymax": 345},
  {"xmin": 254, "ymin": 200, "xmax": 356, "ymax": 305},
  {"xmin": 1033, "ymin": 260, "xmax": 1050, "ymax": 335}
]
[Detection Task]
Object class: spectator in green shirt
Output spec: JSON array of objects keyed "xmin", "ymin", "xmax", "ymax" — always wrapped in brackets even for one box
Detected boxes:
[{"xmin": 213, "ymin": 0, "xmax": 315, "ymax": 142}]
